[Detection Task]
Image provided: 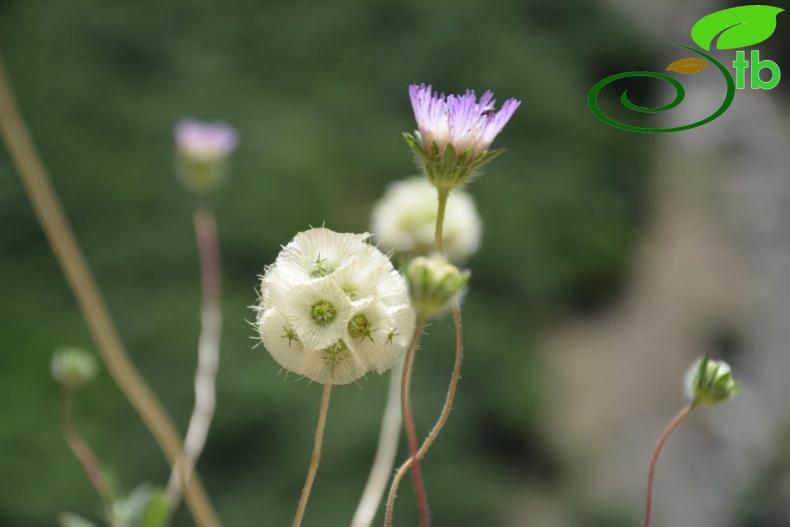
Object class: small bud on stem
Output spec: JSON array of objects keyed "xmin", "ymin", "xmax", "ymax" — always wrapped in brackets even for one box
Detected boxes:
[{"xmin": 643, "ymin": 355, "xmax": 740, "ymax": 527}]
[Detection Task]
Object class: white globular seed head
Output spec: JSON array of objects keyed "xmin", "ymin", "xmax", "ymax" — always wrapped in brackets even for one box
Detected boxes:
[
  {"xmin": 255, "ymin": 227, "xmax": 417, "ymax": 385},
  {"xmin": 371, "ymin": 176, "xmax": 482, "ymax": 263},
  {"xmin": 684, "ymin": 355, "xmax": 741, "ymax": 406}
]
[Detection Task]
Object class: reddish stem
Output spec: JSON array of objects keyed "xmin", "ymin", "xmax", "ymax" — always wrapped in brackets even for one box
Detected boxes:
[
  {"xmin": 643, "ymin": 403, "xmax": 695, "ymax": 527},
  {"xmin": 400, "ymin": 324, "xmax": 431, "ymax": 527},
  {"xmin": 62, "ymin": 387, "xmax": 113, "ymax": 516},
  {"xmin": 194, "ymin": 206, "xmax": 222, "ymax": 311},
  {"xmin": 384, "ymin": 303, "xmax": 463, "ymax": 527}
]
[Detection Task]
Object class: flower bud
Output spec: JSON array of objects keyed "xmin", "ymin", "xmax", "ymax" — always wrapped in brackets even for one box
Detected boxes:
[
  {"xmin": 404, "ymin": 253, "xmax": 470, "ymax": 319},
  {"xmin": 684, "ymin": 355, "xmax": 740, "ymax": 406},
  {"xmin": 51, "ymin": 347, "xmax": 99, "ymax": 390},
  {"xmin": 174, "ymin": 118, "xmax": 238, "ymax": 195}
]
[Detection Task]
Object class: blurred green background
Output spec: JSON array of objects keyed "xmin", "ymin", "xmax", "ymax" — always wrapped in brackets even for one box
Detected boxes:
[{"xmin": 0, "ymin": 0, "xmax": 686, "ymax": 525}]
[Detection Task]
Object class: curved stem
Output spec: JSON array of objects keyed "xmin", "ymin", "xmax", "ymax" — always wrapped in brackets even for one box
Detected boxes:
[
  {"xmin": 384, "ymin": 303, "xmax": 463, "ymax": 527},
  {"xmin": 434, "ymin": 188, "xmax": 449, "ymax": 254},
  {"xmin": 350, "ymin": 356, "xmax": 405, "ymax": 527},
  {"xmin": 62, "ymin": 387, "xmax": 116, "ymax": 524},
  {"xmin": 0, "ymin": 55, "xmax": 221, "ymax": 527},
  {"xmin": 293, "ymin": 383, "xmax": 333, "ymax": 527},
  {"xmin": 166, "ymin": 206, "xmax": 223, "ymax": 508},
  {"xmin": 400, "ymin": 324, "xmax": 430, "ymax": 527},
  {"xmin": 643, "ymin": 402, "xmax": 696, "ymax": 527}
]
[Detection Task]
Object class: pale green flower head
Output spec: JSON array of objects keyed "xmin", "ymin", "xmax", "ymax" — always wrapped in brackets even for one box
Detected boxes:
[
  {"xmin": 684, "ymin": 355, "xmax": 740, "ymax": 406},
  {"xmin": 404, "ymin": 253, "xmax": 470, "ymax": 320},
  {"xmin": 51, "ymin": 347, "xmax": 99, "ymax": 390}
]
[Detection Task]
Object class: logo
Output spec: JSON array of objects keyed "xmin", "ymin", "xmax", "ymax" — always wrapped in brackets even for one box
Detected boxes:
[{"xmin": 589, "ymin": 5, "xmax": 784, "ymax": 133}]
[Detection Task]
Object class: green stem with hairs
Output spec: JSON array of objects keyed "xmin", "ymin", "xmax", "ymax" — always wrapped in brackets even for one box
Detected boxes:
[
  {"xmin": 434, "ymin": 187, "xmax": 449, "ymax": 254},
  {"xmin": 384, "ymin": 302, "xmax": 463, "ymax": 527},
  {"xmin": 292, "ymin": 383, "xmax": 333, "ymax": 527}
]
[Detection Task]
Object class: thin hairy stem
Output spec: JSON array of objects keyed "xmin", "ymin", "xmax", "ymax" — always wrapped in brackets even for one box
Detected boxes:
[
  {"xmin": 417, "ymin": 303, "xmax": 464, "ymax": 460},
  {"xmin": 399, "ymin": 323, "xmax": 430, "ymax": 527},
  {"xmin": 384, "ymin": 304, "xmax": 463, "ymax": 527},
  {"xmin": 643, "ymin": 402, "xmax": 696, "ymax": 527},
  {"xmin": 167, "ymin": 206, "xmax": 223, "ymax": 508},
  {"xmin": 293, "ymin": 383, "xmax": 333, "ymax": 527},
  {"xmin": 0, "ymin": 55, "xmax": 221, "ymax": 527},
  {"xmin": 62, "ymin": 388, "xmax": 115, "ymax": 524},
  {"xmin": 350, "ymin": 355, "xmax": 405, "ymax": 527},
  {"xmin": 434, "ymin": 188, "xmax": 449, "ymax": 254}
]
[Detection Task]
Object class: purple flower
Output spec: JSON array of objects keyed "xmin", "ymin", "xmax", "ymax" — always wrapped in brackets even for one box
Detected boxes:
[
  {"xmin": 174, "ymin": 118, "xmax": 239, "ymax": 161},
  {"xmin": 408, "ymin": 84, "xmax": 520, "ymax": 158}
]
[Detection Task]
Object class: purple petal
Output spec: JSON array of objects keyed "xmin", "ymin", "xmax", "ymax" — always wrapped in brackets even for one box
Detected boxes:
[
  {"xmin": 480, "ymin": 98, "xmax": 521, "ymax": 147},
  {"xmin": 408, "ymin": 84, "xmax": 519, "ymax": 156},
  {"xmin": 175, "ymin": 118, "xmax": 239, "ymax": 159}
]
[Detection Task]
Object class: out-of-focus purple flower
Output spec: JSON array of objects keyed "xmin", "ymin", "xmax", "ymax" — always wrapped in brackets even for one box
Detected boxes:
[
  {"xmin": 175, "ymin": 118, "xmax": 239, "ymax": 161},
  {"xmin": 408, "ymin": 84, "xmax": 520, "ymax": 158},
  {"xmin": 174, "ymin": 118, "xmax": 238, "ymax": 195}
]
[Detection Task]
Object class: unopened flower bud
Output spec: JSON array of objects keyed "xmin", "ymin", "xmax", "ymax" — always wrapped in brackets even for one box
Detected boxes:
[
  {"xmin": 405, "ymin": 254, "xmax": 470, "ymax": 319},
  {"xmin": 174, "ymin": 118, "xmax": 238, "ymax": 195},
  {"xmin": 51, "ymin": 347, "xmax": 99, "ymax": 390},
  {"xmin": 684, "ymin": 355, "xmax": 740, "ymax": 406}
]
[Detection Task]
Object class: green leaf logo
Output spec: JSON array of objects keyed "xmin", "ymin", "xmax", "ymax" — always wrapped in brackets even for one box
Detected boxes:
[{"xmin": 691, "ymin": 5, "xmax": 784, "ymax": 51}]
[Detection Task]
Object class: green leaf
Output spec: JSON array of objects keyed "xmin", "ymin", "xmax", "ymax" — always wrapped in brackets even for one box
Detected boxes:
[
  {"xmin": 716, "ymin": 372, "xmax": 733, "ymax": 388},
  {"xmin": 691, "ymin": 6, "xmax": 784, "ymax": 51},
  {"xmin": 118, "ymin": 484, "xmax": 155, "ymax": 521},
  {"xmin": 403, "ymin": 133, "xmax": 428, "ymax": 163},
  {"xmin": 140, "ymin": 491, "xmax": 170, "ymax": 527},
  {"xmin": 474, "ymin": 148, "xmax": 505, "ymax": 170},
  {"xmin": 112, "ymin": 483, "xmax": 170, "ymax": 527},
  {"xmin": 696, "ymin": 354, "xmax": 708, "ymax": 387},
  {"xmin": 57, "ymin": 512, "xmax": 99, "ymax": 527},
  {"xmin": 442, "ymin": 142, "xmax": 459, "ymax": 166}
]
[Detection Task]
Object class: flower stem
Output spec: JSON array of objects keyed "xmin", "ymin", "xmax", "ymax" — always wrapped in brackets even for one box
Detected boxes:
[
  {"xmin": 643, "ymin": 402, "xmax": 696, "ymax": 527},
  {"xmin": 384, "ymin": 303, "xmax": 463, "ymax": 527},
  {"xmin": 62, "ymin": 387, "xmax": 115, "ymax": 524},
  {"xmin": 350, "ymin": 356, "xmax": 405, "ymax": 527},
  {"xmin": 0, "ymin": 54, "xmax": 221, "ymax": 527},
  {"xmin": 293, "ymin": 383, "xmax": 333, "ymax": 527},
  {"xmin": 399, "ymin": 323, "xmax": 431, "ymax": 527},
  {"xmin": 166, "ymin": 206, "xmax": 223, "ymax": 509},
  {"xmin": 434, "ymin": 188, "xmax": 449, "ymax": 254}
]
